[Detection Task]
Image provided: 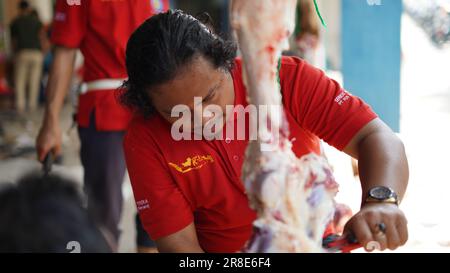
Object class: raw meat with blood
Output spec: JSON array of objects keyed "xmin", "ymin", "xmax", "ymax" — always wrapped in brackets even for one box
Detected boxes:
[{"xmin": 230, "ymin": 0, "xmax": 339, "ymax": 253}]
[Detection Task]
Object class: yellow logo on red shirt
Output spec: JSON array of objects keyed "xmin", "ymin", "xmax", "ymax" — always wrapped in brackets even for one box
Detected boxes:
[{"xmin": 169, "ymin": 155, "xmax": 214, "ymax": 174}]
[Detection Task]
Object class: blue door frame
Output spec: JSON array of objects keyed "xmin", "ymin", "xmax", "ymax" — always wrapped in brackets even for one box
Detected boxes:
[{"xmin": 342, "ymin": 0, "xmax": 402, "ymax": 131}]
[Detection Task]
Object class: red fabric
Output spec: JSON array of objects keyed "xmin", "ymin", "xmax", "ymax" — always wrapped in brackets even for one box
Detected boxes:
[
  {"xmin": 124, "ymin": 56, "xmax": 378, "ymax": 253},
  {"xmin": 51, "ymin": 0, "xmax": 169, "ymax": 131}
]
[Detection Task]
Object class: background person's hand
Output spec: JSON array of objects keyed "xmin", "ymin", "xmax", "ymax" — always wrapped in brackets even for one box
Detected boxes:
[
  {"xmin": 344, "ymin": 203, "xmax": 408, "ymax": 251},
  {"xmin": 36, "ymin": 121, "xmax": 62, "ymax": 162}
]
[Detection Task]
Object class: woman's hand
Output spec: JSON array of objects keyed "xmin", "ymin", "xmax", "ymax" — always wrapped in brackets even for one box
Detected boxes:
[{"xmin": 344, "ymin": 203, "xmax": 408, "ymax": 251}]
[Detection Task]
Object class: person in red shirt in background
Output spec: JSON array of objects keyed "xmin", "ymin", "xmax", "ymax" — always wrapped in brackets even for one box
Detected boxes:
[
  {"xmin": 36, "ymin": 0, "xmax": 170, "ymax": 252},
  {"xmin": 120, "ymin": 10, "xmax": 409, "ymax": 253}
]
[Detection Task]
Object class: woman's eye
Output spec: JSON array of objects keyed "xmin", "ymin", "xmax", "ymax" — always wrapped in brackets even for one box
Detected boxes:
[
  {"xmin": 210, "ymin": 90, "xmax": 218, "ymax": 100},
  {"xmin": 203, "ymin": 90, "xmax": 217, "ymax": 103}
]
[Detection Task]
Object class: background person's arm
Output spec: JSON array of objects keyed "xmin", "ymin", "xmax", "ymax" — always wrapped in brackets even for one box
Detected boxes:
[
  {"xmin": 155, "ymin": 222, "xmax": 205, "ymax": 253},
  {"xmin": 10, "ymin": 22, "xmax": 18, "ymax": 54},
  {"xmin": 36, "ymin": 46, "xmax": 77, "ymax": 161},
  {"xmin": 39, "ymin": 25, "xmax": 50, "ymax": 55}
]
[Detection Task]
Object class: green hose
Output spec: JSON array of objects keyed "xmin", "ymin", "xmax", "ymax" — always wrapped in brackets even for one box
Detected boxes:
[{"xmin": 313, "ymin": 0, "xmax": 327, "ymax": 28}]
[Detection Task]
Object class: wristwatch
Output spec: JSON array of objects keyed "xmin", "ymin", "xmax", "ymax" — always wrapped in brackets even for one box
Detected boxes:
[{"xmin": 365, "ymin": 186, "xmax": 399, "ymax": 206}]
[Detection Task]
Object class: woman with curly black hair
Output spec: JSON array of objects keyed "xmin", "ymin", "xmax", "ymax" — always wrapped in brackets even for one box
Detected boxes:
[{"xmin": 121, "ymin": 9, "xmax": 408, "ymax": 253}]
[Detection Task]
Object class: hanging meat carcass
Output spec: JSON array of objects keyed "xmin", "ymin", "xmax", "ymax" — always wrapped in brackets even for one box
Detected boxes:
[{"xmin": 230, "ymin": 0, "xmax": 339, "ymax": 253}]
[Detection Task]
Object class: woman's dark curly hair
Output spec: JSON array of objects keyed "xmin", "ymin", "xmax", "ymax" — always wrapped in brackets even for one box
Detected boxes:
[{"xmin": 119, "ymin": 9, "xmax": 237, "ymax": 118}]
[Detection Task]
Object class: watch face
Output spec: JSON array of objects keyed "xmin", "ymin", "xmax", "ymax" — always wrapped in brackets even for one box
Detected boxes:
[{"xmin": 369, "ymin": 187, "xmax": 393, "ymax": 200}]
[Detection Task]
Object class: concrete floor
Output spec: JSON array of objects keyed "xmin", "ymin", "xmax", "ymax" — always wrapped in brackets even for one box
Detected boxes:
[{"xmin": 0, "ymin": 13, "xmax": 449, "ymax": 253}]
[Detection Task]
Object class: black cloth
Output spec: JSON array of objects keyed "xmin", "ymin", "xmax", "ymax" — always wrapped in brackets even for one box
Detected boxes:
[
  {"xmin": 10, "ymin": 13, "xmax": 42, "ymax": 51},
  {"xmin": 78, "ymin": 113, "xmax": 154, "ymax": 247}
]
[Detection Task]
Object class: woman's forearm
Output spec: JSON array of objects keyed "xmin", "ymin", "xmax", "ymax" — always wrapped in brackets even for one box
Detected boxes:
[{"xmin": 357, "ymin": 131, "xmax": 409, "ymax": 206}]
